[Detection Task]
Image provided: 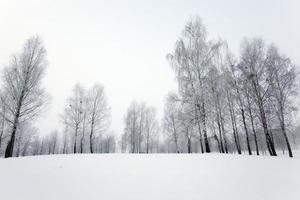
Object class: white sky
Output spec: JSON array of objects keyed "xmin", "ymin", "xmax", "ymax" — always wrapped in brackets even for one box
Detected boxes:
[{"xmin": 0, "ymin": 0, "xmax": 299, "ymax": 137}]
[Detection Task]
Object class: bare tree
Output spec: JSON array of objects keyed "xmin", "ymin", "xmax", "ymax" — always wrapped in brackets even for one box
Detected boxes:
[
  {"xmin": 244, "ymin": 81, "xmax": 260, "ymax": 155},
  {"xmin": 49, "ymin": 130, "xmax": 58, "ymax": 154},
  {"xmin": 62, "ymin": 125, "xmax": 70, "ymax": 154},
  {"xmin": 265, "ymin": 45, "xmax": 298, "ymax": 157},
  {"xmin": 144, "ymin": 106, "xmax": 159, "ymax": 153},
  {"xmin": 0, "ymin": 36, "xmax": 47, "ymax": 158},
  {"xmin": 239, "ymin": 38, "xmax": 277, "ymax": 156},
  {"xmin": 87, "ymin": 84, "xmax": 110, "ymax": 153},
  {"xmin": 163, "ymin": 95, "xmax": 182, "ymax": 153},
  {"xmin": 123, "ymin": 101, "xmax": 159, "ymax": 153},
  {"xmin": 63, "ymin": 84, "xmax": 85, "ymax": 153},
  {"xmin": 167, "ymin": 17, "xmax": 225, "ymax": 153},
  {"xmin": 123, "ymin": 101, "xmax": 139, "ymax": 153}
]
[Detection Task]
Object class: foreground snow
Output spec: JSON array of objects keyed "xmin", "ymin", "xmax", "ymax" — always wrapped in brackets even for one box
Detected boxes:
[{"xmin": 0, "ymin": 154, "xmax": 299, "ymax": 200}]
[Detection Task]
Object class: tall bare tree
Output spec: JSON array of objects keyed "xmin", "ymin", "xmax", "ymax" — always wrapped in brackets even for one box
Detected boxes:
[
  {"xmin": 0, "ymin": 36, "xmax": 47, "ymax": 158},
  {"xmin": 239, "ymin": 38, "xmax": 277, "ymax": 156},
  {"xmin": 265, "ymin": 45, "xmax": 298, "ymax": 157},
  {"xmin": 87, "ymin": 84, "xmax": 110, "ymax": 153},
  {"xmin": 63, "ymin": 84, "xmax": 85, "ymax": 153},
  {"xmin": 168, "ymin": 17, "xmax": 224, "ymax": 153}
]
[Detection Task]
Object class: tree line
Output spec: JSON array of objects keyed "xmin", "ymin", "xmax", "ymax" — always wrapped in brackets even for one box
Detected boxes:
[
  {"xmin": 159, "ymin": 17, "xmax": 298, "ymax": 157},
  {"xmin": 0, "ymin": 17, "xmax": 299, "ymax": 158},
  {"xmin": 0, "ymin": 36, "xmax": 114, "ymax": 157}
]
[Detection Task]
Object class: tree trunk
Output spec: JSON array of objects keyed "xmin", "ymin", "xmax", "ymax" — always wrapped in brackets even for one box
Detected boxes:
[
  {"xmin": 241, "ymin": 108, "xmax": 252, "ymax": 155},
  {"xmin": 246, "ymin": 95, "xmax": 259, "ymax": 155},
  {"xmin": 216, "ymin": 114, "xmax": 224, "ymax": 153},
  {"xmin": 89, "ymin": 125, "xmax": 94, "ymax": 154},
  {"xmin": 74, "ymin": 125, "xmax": 78, "ymax": 153},
  {"xmin": 280, "ymin": 112, "xmax": 293, "ymax": 157},
  {"xmin": 172, "ymin": 116, "xmax": 180, "ymax": 153},
  {"xmin": 63, "ymin": 138, "xmax": 67, "ymax": 154},
  {"xmin": 187, "ymin": 138, "xmax": 191, "ymax": 153},
  {"xmin": 0, "ymin": 107, "xmax": 5, "ymax": 150},
  {"xmin": 173, "ymin": 133, "xmax": 180, "ymax": 154},
  {"xmin": 260, "ymin": 105, "xmax": 277, "ymax": 156},
  {"xmin": 5, "ymin": 86, "xmax": 25, "ymax": 158},
  {"xmin": 219, "ymin": 109, "xmax": 228, "ymax": 153},
  {"xmin": 252, "ymin": 79, "xmax": 277, "ymax": 156},
  {"xmin": 195, "ymin": 105, "xmax": 204, "ymax": 153},
  {"xmin": 228, "ymin": 102, "xmax": 241, "ymax": 154},
  {"xmin": 5, "ymin": 110, "xmax": 20, "ymax": 158},
  {"xmin": 201, "ymin": 103, "xmax": 210, "ymax": 153},
  {"xmin": 213, "ymin": 134, "xmax": 221, "ymax": 153}
]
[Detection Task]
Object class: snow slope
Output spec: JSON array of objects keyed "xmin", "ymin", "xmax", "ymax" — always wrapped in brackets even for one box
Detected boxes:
[{"xmin": 0, "ymin": 154, "xmax": 299, "ymax": 200}]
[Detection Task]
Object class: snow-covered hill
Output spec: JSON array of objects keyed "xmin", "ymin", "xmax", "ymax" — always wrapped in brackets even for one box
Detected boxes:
[{"xmin": 0, "ymin": 154, "xmax": 299, "ymax": 200}]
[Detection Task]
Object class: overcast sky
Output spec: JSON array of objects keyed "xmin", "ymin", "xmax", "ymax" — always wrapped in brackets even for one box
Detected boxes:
[{"xmin": 0, "ymin": 0, "xmax": 299, "ymax": 137}]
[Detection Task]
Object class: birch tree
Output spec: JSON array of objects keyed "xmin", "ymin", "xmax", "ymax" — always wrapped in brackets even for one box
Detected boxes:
[
  {"xmin": 87, "ymin": 84, "xmax": 110, "ymax": 153},
  {"xmin": 168, "ymin": 17, "xmax": 223, "ymax": 153},
  {"xmin": 163, "ymin": 95, "xmax": 182, "ymax": 153},
  {"xmin": 239, "ymin": 38, "xmax": 277, "ymax": 156},
  {"xmin": 0, "ymin": 36, "xmax": 47, "ymax": 158},
  {"xmin": 265, "ymin": 45, "xmax": 298, "ymax": 157},
  {"xmin": 63, "ymin": 84, "xmax": 85, "ymax": 153}
]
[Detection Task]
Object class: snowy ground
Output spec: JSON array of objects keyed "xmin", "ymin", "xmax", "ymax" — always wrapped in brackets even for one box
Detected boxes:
[{"xmin": 0, "ymin": 153, "xmax": 299, "ymax": 200}]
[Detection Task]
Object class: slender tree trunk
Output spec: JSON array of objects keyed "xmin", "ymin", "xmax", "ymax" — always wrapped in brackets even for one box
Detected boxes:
[
  {"xmin": 219, "ymin": 108, "xmax": 228, "ymax": 153},
  {"xmin": 0, "ymin": 107, "xmax": 5, "ymax": 150},
  {"xmin": 260, "ymin": 104, "xmax": 277, "ymax": 156},
  {"xmin": 80, "ymin": 134, "xmax": 84, "ymax": 153},
  {"xmin": 252, "ymin": 79, "xmax": 277, "ymax": 156},
  {"xmin": 213, "ymin": 132, "xmax": 221, "ymax": 153},
  {"xmin": 201, "ymin": 103, "xmax": 210, "ymax": 153},
  {"xmin": 246, "ymin": 95, "xmax": 259, "ymax": 155},
  {"xmin": 171, "ymin": 116, "xmax": 180, "ymax": 153},
  {"xmin": 63, "ymin": 138, "xmax": 67, "ymax": 154},
  {"xmin": 280, "ymin": 111, "xmax": 293, "ymax": 157},
  {"xmin": 146, "ymin": 139, "xmax": 149, "ymax": 154},
  {"xmin": 216, "ymin": 113, "xmax": 224, "ymax": 153},
  {"xmin": 146, "ymin": 128, "xmax": 150, "ymax": 154},
  {"xmin": 195, "ymin": 105, "xmax": 204, "ymax": 153},
  {"xmin": 186, "ymin": 127, "xmax": 192, "ymax": 153},
  {"xmin": 187, "ymin": 137, "xmax": 191, "ymax": 153},
  {"xmin": 173, "ymin": 132, "xmax": 180, "ymax": 154},
  {"xmin": 235, "ymin": 81, "xmax": 251, "ymax": 155},
  {"xmin": 39, "ymin": 140, "xmax": 44, "ymax": 155},
  {"xmin": 74, "ymin": 125, "xmax": 78, "ymax": 153},
  {"xmin": 234, "ymin": 118, "xmax": 241, "ymax": 154},
  {"xmin": 228, "ymin": 102, "xmax": 241, "ymax": 154},
  {"xmin": 241, "ymin": 108, "xmax": 252, "ymax": 155},
  {"xmin": 89, "ymin": 122, "xmax": 94, "ymax": 153}
]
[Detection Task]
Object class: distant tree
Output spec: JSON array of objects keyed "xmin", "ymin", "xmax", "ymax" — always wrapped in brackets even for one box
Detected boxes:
[
  {"xmin": 144, "ymin": 107, "xmax": 159, "ymax": 153},
  {"xmin": 48, "ymin": 130, "xmax": 58, "ymax": 154},
  {"xmin": 63, "ymin": 84, "xmax": 85, "ymax": 153},
  {"xmin": 123, "ymin": 101, "xmax": 139, "ymax": 153},
  {"xmin": 163, "ymin": 94, "xmax": 182, "ymax": 153},
  {"xmin": 87, "ymin": 84, "xmax": 110, "ymax": 153},
  {"xmin": 123, "ymin": 101, "xmax": 159, "ymax": 153}
]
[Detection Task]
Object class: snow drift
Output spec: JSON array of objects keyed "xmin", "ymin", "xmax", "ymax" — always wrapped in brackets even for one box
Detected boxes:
[{"xmin": 0, "ymin": 154, "xmax": 299, "ymax": 200}]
